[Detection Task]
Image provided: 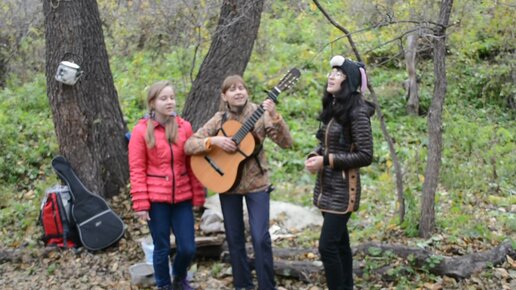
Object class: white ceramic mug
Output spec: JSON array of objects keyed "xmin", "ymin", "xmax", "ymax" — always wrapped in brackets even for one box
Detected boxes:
[{"xmin": 55, "ymin": 61, "xmax": 83, "ymax": 85}]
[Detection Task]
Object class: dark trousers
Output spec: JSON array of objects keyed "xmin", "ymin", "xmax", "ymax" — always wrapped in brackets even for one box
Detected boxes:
[
  {"xmin": 148, "ymin": 201, "xmax": 196, "ymax": 287},
  {"xmin": 220, "ymin": 190, "xmax": 276, "ymax": 290},
  {"xmin": 319, "ymin": 212, "xmax": 353, "ymax": 290}
]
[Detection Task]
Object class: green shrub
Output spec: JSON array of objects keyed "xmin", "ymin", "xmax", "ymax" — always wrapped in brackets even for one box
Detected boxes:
[{"xmin": 0, "ymin": 75, "xmax": 57, "ymax": 190}]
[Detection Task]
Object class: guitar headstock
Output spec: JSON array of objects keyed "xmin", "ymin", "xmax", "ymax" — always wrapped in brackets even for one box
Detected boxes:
[{"xmin": 275, "ymin": 68, "xmax": 301, "ymax": 93}]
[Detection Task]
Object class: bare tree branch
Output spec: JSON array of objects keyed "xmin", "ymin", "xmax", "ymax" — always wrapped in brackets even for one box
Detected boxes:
[
  {"xmin": 312, "ymin": 0, "xmax": 363, "ymax": 62},
  {"xmin": 352, "ymin": 19, "xmax": 444, "ymax": 37},
  {"xmin": 190, "ymin": 26, "xmax": 201, "ymax": 83},
  {"xmin": 364, "ymin": 27, "xmax": 423, "ymax": 55}
]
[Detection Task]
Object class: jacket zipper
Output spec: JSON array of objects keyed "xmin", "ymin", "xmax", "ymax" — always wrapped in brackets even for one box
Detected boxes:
[
  {"xmin": 169, "ymin": 144, "xmax": 176, "ymax": 203},
  {"xmin": 317, "ymin": 119, "xmax": 333, "ymax": 206}
]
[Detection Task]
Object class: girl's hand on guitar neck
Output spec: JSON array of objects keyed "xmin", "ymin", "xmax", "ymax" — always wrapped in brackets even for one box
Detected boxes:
[
  {"xmin": 262, "ymin": 99, "xmax": 278, "ymax": 119},
  {"xmin": 135, "ymin": 211, "xmax": 150, "ymax": 221},
  {"xmin": 211, "ymin": 136, "xmax": 237, "ymax": 152}
]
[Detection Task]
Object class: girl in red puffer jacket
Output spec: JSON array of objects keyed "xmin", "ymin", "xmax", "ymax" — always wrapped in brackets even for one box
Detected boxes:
[{"xmin": 128, "ymin": 80, "xmax": 205, "ymax": 290}]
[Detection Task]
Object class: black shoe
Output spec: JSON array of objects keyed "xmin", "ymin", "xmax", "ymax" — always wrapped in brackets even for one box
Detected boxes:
[{"xmin": 172, "ymin": 275, "xmax": 194, "ymax": 290}]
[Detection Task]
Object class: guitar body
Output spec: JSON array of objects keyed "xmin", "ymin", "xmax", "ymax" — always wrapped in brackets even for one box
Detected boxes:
[
  {"xmin": 52, "ymin": 156, "xmax": 125, "ymax": 251},
  {"xmin": 190, "ymin": 119, "xmax": 256, "ymax": 193}
]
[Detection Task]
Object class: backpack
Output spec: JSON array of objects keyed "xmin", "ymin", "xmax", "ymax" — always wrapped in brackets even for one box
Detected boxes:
[{"xmin": 39, "ymin": 185, "xmax": 79, "ymax": 248}]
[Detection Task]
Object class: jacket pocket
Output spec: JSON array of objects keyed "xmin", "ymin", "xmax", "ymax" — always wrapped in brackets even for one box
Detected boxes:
[{"xmin": 147, "ymin": 174, "xmax": 169, "ymax": 181}]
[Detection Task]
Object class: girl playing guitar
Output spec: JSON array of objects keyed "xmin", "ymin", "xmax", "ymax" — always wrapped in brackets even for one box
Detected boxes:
[{"xmin": 185, "ymin": 75, "xmax": 293, "ymax": 290}]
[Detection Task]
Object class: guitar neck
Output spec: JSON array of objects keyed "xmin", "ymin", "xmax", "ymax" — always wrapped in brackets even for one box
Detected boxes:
[{"xmin": 232, "ymin": 87, "xmax": 281, "ymax": 144}]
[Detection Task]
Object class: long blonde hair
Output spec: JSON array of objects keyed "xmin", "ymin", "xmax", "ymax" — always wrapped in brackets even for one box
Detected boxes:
[{"xmin": 145, "ymin": 80, "xmax": 178, "ymax": 148}]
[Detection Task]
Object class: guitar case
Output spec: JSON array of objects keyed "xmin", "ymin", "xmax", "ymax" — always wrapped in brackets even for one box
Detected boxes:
[{"xmin": 52, "ymin": 156, "xmax": 125, "ymax": 251}]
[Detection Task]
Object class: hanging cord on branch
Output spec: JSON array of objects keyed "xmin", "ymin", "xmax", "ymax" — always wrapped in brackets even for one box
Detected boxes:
[
  {"xmin": 50, "ymin": 0, "xmax": 73, "ymax": 10},
  {"xmin": 312, "ymin": 0, "xmax": 407, "ymax": 222},
  {"xmin": 50, "ymin": 0, "xmax": 60, "ymax": 9}
]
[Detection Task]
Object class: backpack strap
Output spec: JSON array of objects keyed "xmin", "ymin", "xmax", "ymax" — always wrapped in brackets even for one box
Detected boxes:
[
  {"xmin": 252, "ymin": 141, "xmax": 265, "ymax": 175},
  {"xmin": 219, "ymin": 112, "xmax": 229, "ymax": 137},
  {"xmin": 55, "ymin": 192, "xmax": 71, "ymax": 249}
]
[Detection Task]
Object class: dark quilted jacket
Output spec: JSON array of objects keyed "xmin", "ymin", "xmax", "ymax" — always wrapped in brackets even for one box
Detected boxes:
[{"xmin": 310, "ymin": 100, "xmax": 375, "ymax": 214}]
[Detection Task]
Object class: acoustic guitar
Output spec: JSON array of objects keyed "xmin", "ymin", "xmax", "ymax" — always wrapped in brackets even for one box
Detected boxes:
[{"xmin": 190, "ymin": 68, "xmax": 301, "ymax": 193}]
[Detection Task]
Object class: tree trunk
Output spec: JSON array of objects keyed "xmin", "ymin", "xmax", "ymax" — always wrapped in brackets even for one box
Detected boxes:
[
  {"xmin": 183, "ymin": 0, "xmax": 265, "ymax": 130},
  {"xmin": 419, "ymin": 0, "xmax": 453, "ymax": 238},
  {"xmin": 405, "ymin": 32, "xmax": 419, "ymax": 115},
  {"xmin": 43, "ymin": 0, "xmax": 128, "ymax": 198}
]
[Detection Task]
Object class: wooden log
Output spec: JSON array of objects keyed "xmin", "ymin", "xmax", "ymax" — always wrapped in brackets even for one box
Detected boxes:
[
  {"xmin": 220, "ymin": 249, "xmax": 323, "ymax": 282},
  {"xmin": 214, "ymin": 239, "xmax": 513, "ymax": 280},
  {"xmin": 170, "ymin": 235, "xmax": 225, "ymax": 259},
  {"xmin": 273, "ymin": 259, "xmax": 323, "ymax": 282},
  {"xmin": 354, "ymin": 239, "xmax": 514, "ymax": 278},
  {"xmin": 0, "ymin": 248, "xmax": 23, "ymax": 263}
]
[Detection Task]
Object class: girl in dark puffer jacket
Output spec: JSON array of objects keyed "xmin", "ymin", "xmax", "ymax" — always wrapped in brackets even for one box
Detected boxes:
[{"xmin": 305, "ymin": 55, "xmax": 375, "ymax": 290}]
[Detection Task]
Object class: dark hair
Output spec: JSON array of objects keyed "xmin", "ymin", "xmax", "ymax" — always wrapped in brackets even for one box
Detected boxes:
[{"xmin": 318, "ymin": 68, "xmax": 363, "ymax": 125}]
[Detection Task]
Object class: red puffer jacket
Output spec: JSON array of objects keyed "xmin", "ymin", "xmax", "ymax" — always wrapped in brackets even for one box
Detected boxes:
[{"xmin": 128, "ymin": 116, "xmax": 205, "ymax": 211}]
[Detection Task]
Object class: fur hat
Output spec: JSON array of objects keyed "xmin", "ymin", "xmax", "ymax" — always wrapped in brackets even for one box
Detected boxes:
[{"xmin": 330, "ymin": 55, "xmax": 368, "ymax": 93}]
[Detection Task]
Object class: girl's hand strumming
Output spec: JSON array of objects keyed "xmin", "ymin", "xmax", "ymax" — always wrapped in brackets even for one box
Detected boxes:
[{"xmin": 211, "ymin": 136, "xmax": 237, "ymax": 152}]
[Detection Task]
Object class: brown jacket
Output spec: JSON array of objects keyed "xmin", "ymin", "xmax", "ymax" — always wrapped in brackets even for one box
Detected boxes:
[{"xmin": 184, "ymin": 101, "xmax": 293, "ymax": 194}]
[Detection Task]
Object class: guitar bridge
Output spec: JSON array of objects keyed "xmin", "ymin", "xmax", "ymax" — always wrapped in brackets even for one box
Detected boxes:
[{"xmin": 204, "ymin": 156, "xmax": 224, "ymax": 176}]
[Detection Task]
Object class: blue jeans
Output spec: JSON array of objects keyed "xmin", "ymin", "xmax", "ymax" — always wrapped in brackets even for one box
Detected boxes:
[
  {"xmin": 148, "ymin": 201, "xmax": 196, "ymax": 287},
  {"xmin": 319, "ymin": 212, "xmax": 353, "ymax": 290},
  {"xmin": 220, "ymin": 190, "xmax": 276, "ymax": 290}
]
